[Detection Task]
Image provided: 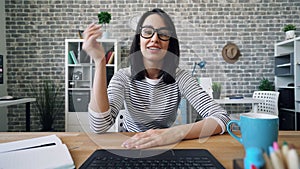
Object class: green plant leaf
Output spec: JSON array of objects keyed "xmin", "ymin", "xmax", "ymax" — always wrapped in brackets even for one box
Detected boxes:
[
  {"xmin": 258, "ymin": 78, "xmax": 274, "ymax": 91},
  {"xmin": 282, "ymin": 24, "xmax": 296, "ymax": 32},
  {"xmin": 29, "ymin": 80, "xmax": 64, "ymax": 131},
  {"xmin": 212, "ymin": 82, "xmax": 221, "ymax": 92},
  {"xmin": 98, "ymin": 11, "xmax": 112, "ymax": 24}
]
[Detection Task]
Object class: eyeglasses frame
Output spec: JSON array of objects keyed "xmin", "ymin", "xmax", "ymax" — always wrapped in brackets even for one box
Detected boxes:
[{"xmin": 139, "ymin": 26, "xmax": 173, "ymax": 41}]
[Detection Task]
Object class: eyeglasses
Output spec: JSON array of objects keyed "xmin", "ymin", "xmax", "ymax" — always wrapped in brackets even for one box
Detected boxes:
[{"xmin": 140, "ymin": 26, "xmax": 172, "ymax": 41}]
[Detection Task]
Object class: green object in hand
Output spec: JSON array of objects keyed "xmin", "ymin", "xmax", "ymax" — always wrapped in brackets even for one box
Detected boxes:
[{"xmin": 98, "ymin": 11, "xmax": 111, "ymax": 24}]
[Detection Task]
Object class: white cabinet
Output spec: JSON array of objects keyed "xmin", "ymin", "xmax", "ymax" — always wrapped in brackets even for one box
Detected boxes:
[
  {"xmin": 64, "ymin": 39, "xmax": 120, "ymax": 132},
  {"xmin": 274, "ymin": 37, "xmax": 300, "ymax": 130}
]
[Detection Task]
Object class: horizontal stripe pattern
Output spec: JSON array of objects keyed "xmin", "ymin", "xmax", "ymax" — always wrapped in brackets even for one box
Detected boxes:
[{"xmin": 89, "ymin": 67, "xmax": 230, "ymax": 133}]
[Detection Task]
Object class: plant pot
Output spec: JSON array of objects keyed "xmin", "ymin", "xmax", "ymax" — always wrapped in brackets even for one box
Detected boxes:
[
  {"xmin": 40, "ymin": 127, "xmax": 54, "ymax": 132},
  {"xmin": 285, "ymin": 30, "xmax": 296, "ymax": 40},
  {"xmin": 213, "ymin": 91, "xmax": 221, "ymax": 99},
  {"xmin": 101, "ymin": 32, "xmax": 110, "ymax": 39}
]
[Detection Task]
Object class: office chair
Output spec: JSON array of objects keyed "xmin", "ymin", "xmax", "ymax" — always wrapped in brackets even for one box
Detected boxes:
[
  {"xmin": 252, "ymin": 91, "xmax": 280, "ymax": 116},
  {"xmin": 230, "ymin": 91, "xmax": 280, "ymax": 120}
]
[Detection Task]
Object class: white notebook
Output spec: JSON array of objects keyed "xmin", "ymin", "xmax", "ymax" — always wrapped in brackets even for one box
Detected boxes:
[{"xmin": 0, "ymin": 135, "xmax": 75, "ymax": 169}]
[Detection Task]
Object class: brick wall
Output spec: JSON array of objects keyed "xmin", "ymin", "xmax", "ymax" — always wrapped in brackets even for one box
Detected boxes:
[{"xmin": 5, "ymin": 0, "xmax": 300, "ymax": 131}]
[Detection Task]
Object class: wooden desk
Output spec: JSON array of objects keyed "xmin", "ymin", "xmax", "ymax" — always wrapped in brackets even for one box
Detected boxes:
[
  {"xmin": 215, "ymin": 98, "xmax": 265, "ymax": 113},
  {"xmin": 0, "ymin": 131, "xmax": 299, "ymax": 168},
  {"xmin": 0, "ymin": 98, "xmax": 36, "ymax": 131}
]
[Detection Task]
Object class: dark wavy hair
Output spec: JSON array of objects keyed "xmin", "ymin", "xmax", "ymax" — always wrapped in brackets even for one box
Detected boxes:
[{"xmin": 129, "ymin": 8, "xmax": 180, "ymax": 84}]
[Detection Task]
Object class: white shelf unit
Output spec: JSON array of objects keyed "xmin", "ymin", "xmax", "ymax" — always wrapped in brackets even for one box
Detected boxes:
[
  {"xmin": 274, "ymin": 37, "xmax": 300, "ymax": 130},
  {"xmin": 65, "ymin": 39, "xmax": 120, "ymax": 132}
]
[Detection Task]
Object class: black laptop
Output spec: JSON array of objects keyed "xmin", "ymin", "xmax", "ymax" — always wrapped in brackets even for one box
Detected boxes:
[{"xmin": 79, "ymin": 149, "xmax": 225, "ymax": 169}]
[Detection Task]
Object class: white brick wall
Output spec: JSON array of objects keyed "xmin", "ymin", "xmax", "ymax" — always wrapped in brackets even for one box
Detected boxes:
[{"xmin": 4, "ymin": 0, "xmax": 300, "ymax": 131}]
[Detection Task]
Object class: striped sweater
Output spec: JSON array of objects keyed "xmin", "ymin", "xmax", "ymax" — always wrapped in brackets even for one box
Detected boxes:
[{"xmin": 89, "ymin": 67, "xmax": 230, "ymax": 133}]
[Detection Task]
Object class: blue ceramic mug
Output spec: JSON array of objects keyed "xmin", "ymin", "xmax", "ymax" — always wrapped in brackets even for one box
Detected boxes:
[{"xmin": 227, "ymin": 113, "xmax": 279, "ymax": 154}]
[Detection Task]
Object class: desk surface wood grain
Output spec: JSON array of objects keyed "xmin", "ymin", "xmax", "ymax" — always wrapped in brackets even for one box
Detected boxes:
[{"xmin": 0, "ymin": 131, "xmax": 299, "ymax": 169}]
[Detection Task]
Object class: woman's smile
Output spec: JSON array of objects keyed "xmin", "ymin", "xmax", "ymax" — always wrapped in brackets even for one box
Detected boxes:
[{"xmin": 147, "ymin": 44, "xmax": 162, "ymax": 53}]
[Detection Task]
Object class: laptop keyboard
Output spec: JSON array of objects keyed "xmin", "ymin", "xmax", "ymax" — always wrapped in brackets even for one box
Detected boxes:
[
  {"xmin": 87, "ymin": 156, "xmax": 217, "ymax": 169},
  {"xmin": 79, "ymin": 149, "xmax": 224, "ymax": 169}
]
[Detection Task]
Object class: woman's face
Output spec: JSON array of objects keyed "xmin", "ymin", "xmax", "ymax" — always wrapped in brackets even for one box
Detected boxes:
[{"xmin": 140, "ymin": 14, "xmax": 170, "ymax": 68}]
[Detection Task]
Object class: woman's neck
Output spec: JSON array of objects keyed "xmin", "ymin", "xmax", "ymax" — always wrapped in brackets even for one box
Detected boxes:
[
  {"xmin": 143, "ymin": 60, "xmax": 163, "ymax": 79},
  {"xmin": 145, "ymin": 68, "xmax": 163, "ymax": 79}
]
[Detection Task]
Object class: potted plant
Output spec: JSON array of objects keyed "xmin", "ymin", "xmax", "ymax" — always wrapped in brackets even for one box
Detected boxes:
[
  {"xmin": 258, "ymin": 78, "xmax": 274, "ymax": 91},
  {"xmin": 30, "ymin": 80, "xmax": 64, "ymax": 131},
  {"xmin": 282, "ymin": 24, "xmax": 296, "ymax": 40},
  {"xmin": 98, "ymin": 11, "xmax": 112, "ymax": 39},
  {"xmin": 212, "ymin": 82, "xmax": 222, "ymax": 99}
]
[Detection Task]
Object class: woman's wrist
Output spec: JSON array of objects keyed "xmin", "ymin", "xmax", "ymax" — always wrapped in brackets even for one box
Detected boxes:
[
  {"xmin": 166, "ymin": 125, "xmax": 192, "ymax": 140},
  {"xmin": 94, "ymin": 55, "xmax": 106, "ymax": 67}
]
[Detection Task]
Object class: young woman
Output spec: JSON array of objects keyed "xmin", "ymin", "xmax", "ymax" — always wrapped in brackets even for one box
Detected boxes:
[{"xmin": 82, "ymin": 8, "xmax": 230, "ymax": 149}]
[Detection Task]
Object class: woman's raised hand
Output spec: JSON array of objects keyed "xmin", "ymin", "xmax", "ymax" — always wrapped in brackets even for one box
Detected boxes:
[{"xmin": 82, "ymin": 23, "xmax": 105, "ymax": 64}]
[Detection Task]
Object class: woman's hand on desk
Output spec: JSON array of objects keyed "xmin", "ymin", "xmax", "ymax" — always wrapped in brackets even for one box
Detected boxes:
[
  {"xmin": 121, "ymin": 119, "xmax": 222, "ymax": 149},
  {"xmin": 121, "ymin": 126, "xmax": 191, "ymax": 149}
]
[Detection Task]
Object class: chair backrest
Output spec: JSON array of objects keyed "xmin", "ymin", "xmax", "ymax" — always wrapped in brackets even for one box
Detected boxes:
[
  {"xmin": 115, "ymin": 109, "xmax": 125, "ymax": 132},
  {"xmin": 197, "ymin": 77, "xmax": 213, "ymax": 98},
  {"xmin": 252, "ymin": 91, "xmax": 280, "ymax": 116}
]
